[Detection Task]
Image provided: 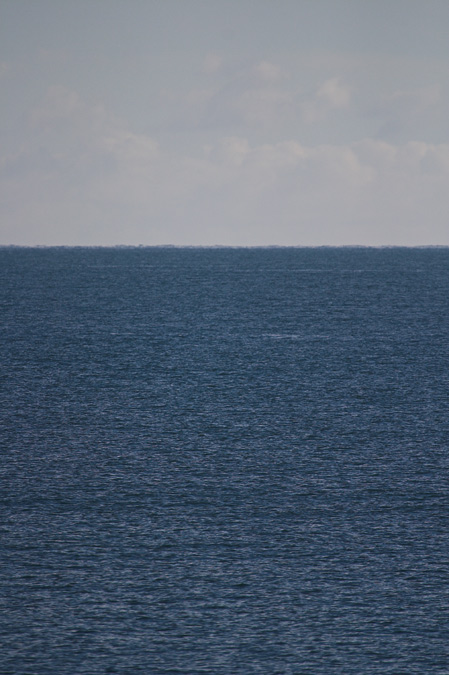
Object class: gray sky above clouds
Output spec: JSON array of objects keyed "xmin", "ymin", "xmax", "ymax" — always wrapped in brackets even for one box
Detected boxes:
[{"xmin": 1, "ymin": 0, "xmax": 449, "ymax": 245}]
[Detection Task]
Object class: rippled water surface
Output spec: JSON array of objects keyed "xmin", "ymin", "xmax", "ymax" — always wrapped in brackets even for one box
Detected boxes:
[{"xmin": 1, "ymin": 247, "xmax": 449, "ymax": 674}]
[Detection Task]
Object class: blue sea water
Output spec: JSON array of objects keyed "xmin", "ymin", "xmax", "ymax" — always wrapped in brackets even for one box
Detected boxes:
[{"xmin": 1, "ymin": 246, "xmax": 449, "ymax": 674}]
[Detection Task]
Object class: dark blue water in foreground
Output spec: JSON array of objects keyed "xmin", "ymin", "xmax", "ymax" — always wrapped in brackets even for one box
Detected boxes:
[{"xmin": 1, "ymin": 247, "xmax": 449, "ymax": 674}]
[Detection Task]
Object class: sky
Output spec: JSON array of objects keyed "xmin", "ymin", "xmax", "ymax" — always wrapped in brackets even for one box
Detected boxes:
[{"xmin": 1, "ymin": 0, "xmax": 449, "ymax": 246}]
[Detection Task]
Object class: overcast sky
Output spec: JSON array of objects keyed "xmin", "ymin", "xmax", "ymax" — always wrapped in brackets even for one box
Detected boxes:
[{"xmin": 1, "ymin": 0, "xmax": 449, "ymax": 245}]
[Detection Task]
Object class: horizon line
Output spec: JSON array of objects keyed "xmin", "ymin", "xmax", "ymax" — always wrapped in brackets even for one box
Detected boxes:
[{"xmin": 1, "ymin": 244, "xmax": 449, "ymax": 250}]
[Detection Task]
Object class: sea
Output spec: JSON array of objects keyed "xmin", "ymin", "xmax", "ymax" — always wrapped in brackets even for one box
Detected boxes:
[{"xmin": 1, "ymin": 246, "xmax": 448, "ymax": 674}]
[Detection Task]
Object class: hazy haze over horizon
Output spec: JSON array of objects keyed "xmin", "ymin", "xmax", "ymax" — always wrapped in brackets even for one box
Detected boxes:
[{"xmin": 1, "ymin": 0, "xmax": 449, "ymax": 246}]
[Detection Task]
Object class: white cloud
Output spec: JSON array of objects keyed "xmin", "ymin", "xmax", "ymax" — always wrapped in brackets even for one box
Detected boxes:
[
  {"xmin": 1, "ymin": 87, "xmax": 449, "ymax": 246},
  {"xmin": 179, "ymin": 60, "xmax": 293, "ymax": 133},
  {"xmin": 253, "ymin": 61, "xmax": 284, "ymax": 83},
  {"xmin": 362, "ymin": 80, "xmax": 446, "ymax": 142},
  {"xmin": 202, "ymin": 53, "xmax": 223, "ymax": 74},
  {"xmin": 209, "ymin": 136, "xmax": 251, "ymax": 166},
  {"xmin": 388, "ymin": 84, "xmax": 441, "ymax": 113},
  {"xmin": 317, "ymin": 77, "xmax": 351, "ymax": 109},
  {"xmin": 301, "ymin": 77, "xmax": 351, "ymax": 123}
]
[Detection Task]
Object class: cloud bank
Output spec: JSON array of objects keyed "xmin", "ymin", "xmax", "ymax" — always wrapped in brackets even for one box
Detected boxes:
[{"xmin": 1, "ymin": 82, "xmax": 448, "ymax": 246}]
